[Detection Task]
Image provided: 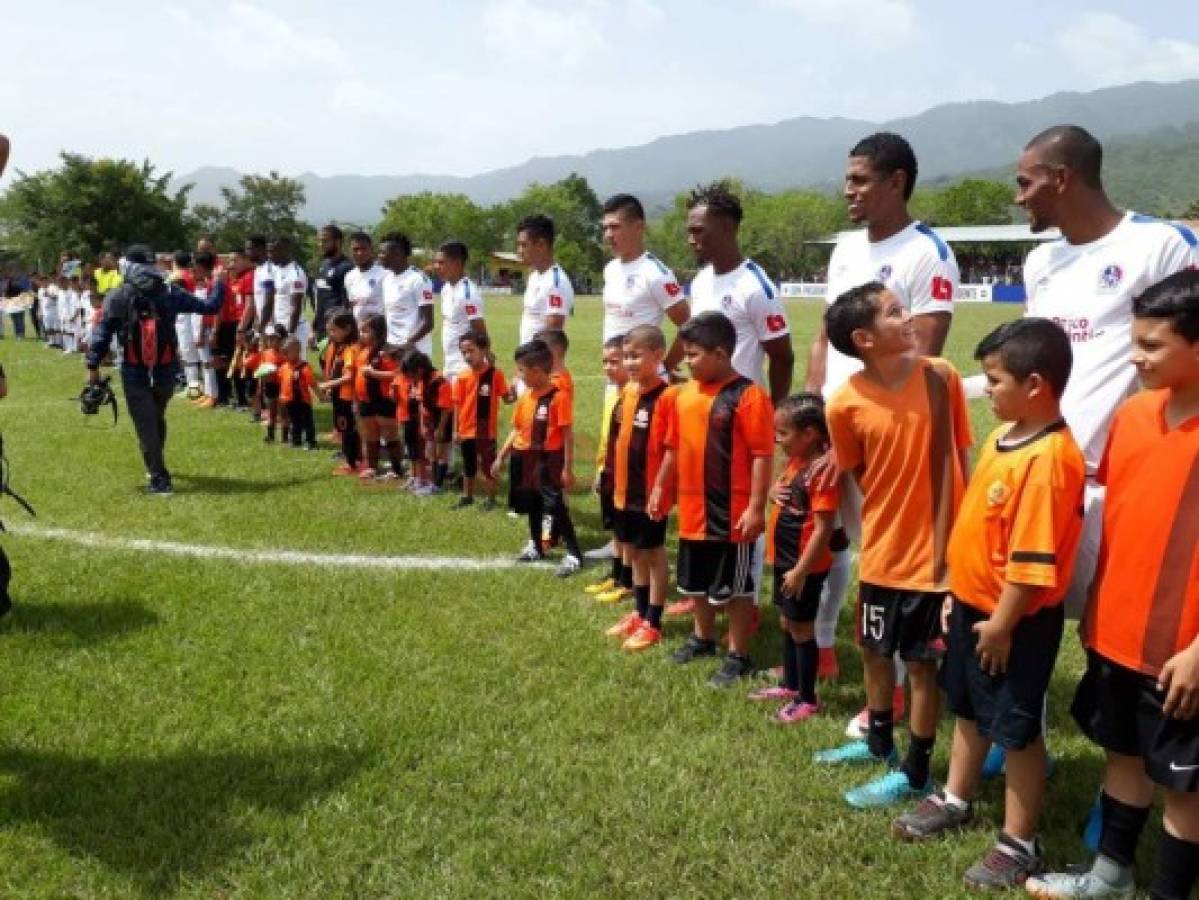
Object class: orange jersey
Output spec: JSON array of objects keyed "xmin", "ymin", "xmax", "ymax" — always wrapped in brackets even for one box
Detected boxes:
[
  {"xmin": 321, "ymin": 343, "xmax": 356, "ymax": 401},
  {"xmin": 511, "ymin": 386, "xmax": 571, "ymax": 452},
  {"xmin": 259, "ymin": 348, "xmax": 284, "ymax": 384},
  {"xmin": 948, "ymin": 422, "xmax": 1086, "ymax": 616},
  {"xmin": 665, "ymin": 375, "xmax": 774, "ymax": 543},
  {"xmin": 241, "ymin": 350, "xmax": 261, "ymax": 379},
  {"xmin": 827, "ymin": 356, "xmax": 972, "ymax": 591},
  {"xmin": 1084, "ymin": 391, "xmax": 1199, "ymax": 678},
  {"xmin": 551, "ymin": 368, "xmax": 574, "ymax": 407},
  {"xmin": 613, "ymin": 381, "xmax": 676, "ymax": 514},
  {"xmin": 766, "ymin": 457, "xmax": 840, "ymax": 572},
  {"xmin": 410, "ymin": 371, "xmax": 453, "ymax": 439},
  {"xmin": 454, "ymin": 365, "xmax": 509, "ymax": 440},
  {"xmin": 278, "ymin": 360, "xmax": 317, "ymax": 405},
  {"xmin": 353, "ymin": 347, "xmax": 395, "ymax": 404}
]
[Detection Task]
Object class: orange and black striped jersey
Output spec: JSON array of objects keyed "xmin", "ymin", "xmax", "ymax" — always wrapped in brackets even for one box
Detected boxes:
[
  {"xmin": 827, "ymin": 356, "xmax": 972, "ymax": 591},
  {"xmin": 512, "ymin": 386, "xmax": 571, "ymax": 452},
  {"xmin": 1084, "ymin": 390, "xmax": 1199, "ymax": 678},
  {"xmin": 353, "ymin": 347, "xmax": 395, "ymax": 404},
  {"xmin": 948, "ymin": 421, "xmax": 1086, "ymax": 616},
  {"xmin": 613, "ymin": 381, "xmax": 677, "ymax": 514},
  {"xmin": 766, "ymin": 458, "xmax": 839, "ymax": 572},
  {"xmin": 665, "ymin": 375, "xmax": 774, "ymax": 542},
  {"xmin": 321, "ymin": 342, "xmax": 355, "ymax": 401},
  {"xmin": 278, "ymin": 360, "xmax": 317, "ymax": 405},
  {"xmin": 453, "ymin": 365, "xmax": 508, "ymax": 441}
]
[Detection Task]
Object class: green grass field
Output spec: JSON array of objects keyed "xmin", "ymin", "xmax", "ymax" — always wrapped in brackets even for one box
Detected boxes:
[{"xmin": 0, "ymin": 297, "xmax": 1125, "ymax": 898}]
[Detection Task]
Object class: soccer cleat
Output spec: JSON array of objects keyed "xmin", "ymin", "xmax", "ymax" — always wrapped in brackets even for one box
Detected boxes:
[
  {"xmin": 595, "ymin": 586, "xmax": 631, "ymax": 604},
  {"xmin": 623, "ymin": 624, "xmax": 662, "ymax": 652},
  {"xmin": 451, "ymin": 496, "xmax": 475, "ymax": 510},
  {"xmin": 665, "ymin": 597, "xmax": 696, "ymax": 618},
  {"xmin": 746, "ymin": 685, "xmax": 799, "ymax": 702},
  {"xmin": 516, "ymin": 540, "xmax": 543, "ymax": 563},
  {"xmin": 1024, "ymin": 862, "xmax": 1135, "ymax": 899},
  {"xmin": 818, "ymin": 646, "xmax": 840, "ymax": 680},
  {"xmin": 555, "ymin": 554, "xmax": 582, "ymax": 578},
  {"xmin": 671, "ymin": 635, "xmax": 717, "ymax": 664},
  {"xmin": 411, "ymin": 482, "xmax": 439, "ymax": 497},
  {"xmin": 813, "ymin": 740, "xmax": 899, "ymax": 767},
  {"xmin": 776, "ymin": 700, "xmax": 820, "ymax": 724},
  {"xmin": 375, "ymin": 471, "xmax": 400, "ymax": 482},
  {"xmin": 585, "ymin": 577, "xmax": 616, "ymax": 595},
  {"xmin": 357, "ymin": 467, "xmax": 377, "ymax": 480},
  {"xmin": 583, "ymin": 540, "xmax": 615, "ymax": 560},
  {"xmin": 963, "ymin": 834, "xmax": 1044, "ymax": 890},
  {"xmin": 846, "ymin": 686, "xmax": 908, "ymax": 739},
  {"xmin": 146, "ymin": 478, "xmax": 174, "ymax": 497},
  {"xmin": 845, "ymin": 771, "xmax": 933, "ymax": 810},
  {"xmin": 892, "ymin": 792, "xmax": 974, "ymax": 841},
  {"xmin": 709, "ymin": 654, "xmax": 754, "ymax": 688},
  {"xmin": 606, "ymin": 612, "xmax": 643, "ymax": 638}
]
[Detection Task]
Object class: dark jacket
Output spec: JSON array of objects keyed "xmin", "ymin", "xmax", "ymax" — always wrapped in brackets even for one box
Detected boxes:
[{"xmin": 85, "ymin": 263, "xmax": 223, "ymax": 384}]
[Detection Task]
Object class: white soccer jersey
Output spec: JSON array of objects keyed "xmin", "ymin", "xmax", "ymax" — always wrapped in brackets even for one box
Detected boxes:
[
  {"xmin": 1025, "ymin": 211, "xmax": 1199, "ymax": 471},
  {"xmin": 253, "ymin": 261, "xmax": 276, "ymax": 324},
  {"xmin": 383, "ymin": 266, "xmax": 435, "ymax": 354},
  {"xmin": 520, "ymin": 263, "xmax": 575, "ymax": 344},
  {"xmin": 601, "ymin": 252, "xmax": 684, "ymax": 341},
  {"xmin": 272, "ymin": 261, "xmax": 308, "ymax": 328},
  {"xmin": 823, "ymin": 221, "xmax": 960, "ymax": 395},
  {"xmin": 690, "ymin": 259, "xmax": 790, "ymax": 387},
  {"xmin": 440, "ymin": 277, "xmax": 484, "ymax": 375},
  {"xmin": 345, "ymin": 263, "xmax": 386, "ymax": 323}
]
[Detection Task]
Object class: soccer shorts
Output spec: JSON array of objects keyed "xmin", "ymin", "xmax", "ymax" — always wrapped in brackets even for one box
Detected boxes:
[
  {"xmin": 771, "ymin": 567, "xmax": 829, "ymax": 625},
  {"xmin": 460, "ymin": 438, "xmax": 496, "ymax": 479},
  {"xmin": 677, "ymin": 539, "xmax": 755, "ymax": 605},
  {"xmin": 855, "ymin": 583, "xmax": 947, "ymax": 662},
  {"xmin": 215, "ymin": 322, "xmax": 237, "ymax": 360},
  {"xmin": 941, "ymin": 599, "xmax": 1064, "ymax": 750},
  {"xmin": 612, "ymin": 508, "xmax": 667, "ymax": 551},
  {"xmin": 1072, "ymin": 650, "xmax": 1199, "ymax": 792},
  {"xmin": 598, "ymin": 487, "xmax": 615, "ymax": 531},
  {"xmin": 358, "ymin": 397, "xmax": 397, "ymax": 419},
  {"xmin": 262, "ymin": 381, "xmax": 281, "ymax": 402}
]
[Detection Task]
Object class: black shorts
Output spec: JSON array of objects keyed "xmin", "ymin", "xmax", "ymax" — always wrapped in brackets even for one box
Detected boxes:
[
  {"xmin": 460, "ymin": 438, "xmax": 496, "ymax": 479},
  {"xmin": 677, "ymin": 539, "xmax": 755, "ymax": 605},
  {"xmin": 771, "ymin": 567, "xmax": 828, "ymax": 624},
  {"xmin": 941, "ymin": 599, "xmax": 1063, "ymax": 750},
  {"xmin": 423, "ymin": 409, "xmax": 451, "ymax": 446},
  {"xmin": 215, "ymin": 322, "xmax": 237, "ymax": 360},
  {"xmin": 404, "ymin": 418, "xmax": 423, "ymax": 462},
  {"xmin": 599, "ymin": 488, "xmax": 615, "ymax": 531},
  {"xmin": 613, "ymin": 508, "xmax": 668, "ymax": 551},
  {"xmin": 1072, "ymin": 651, "xmax": 1199, "ymax": 792},
  {"xmin": 855, "ymin": 582, "xmax": 946, "ymax": 662},
  {"xmin": 262, "ymin": 381, "xmax": 281, "ymax": 402},
  {"xmin": 358, "ymin": 398, "xmax": 397, "ymax": 419}
]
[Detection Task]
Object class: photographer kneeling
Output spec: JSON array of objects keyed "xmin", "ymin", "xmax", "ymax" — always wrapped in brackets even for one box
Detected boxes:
[{"xmin": 84, "ymin": 244, "xmax": 224, "ymax": 496}]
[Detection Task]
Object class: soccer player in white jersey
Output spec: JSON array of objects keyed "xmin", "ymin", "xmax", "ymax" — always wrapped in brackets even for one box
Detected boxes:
[
  {"xmin": 434, "ymin": 241, "xmax": 487, "ymax": 377},
  {"xmin": 267, "ymin": 236, "xmax": 309, "ymax": 346},
  {"xmin": 685, "ymin": 183, "xmax": 794, "ymax": 403},
  {"xmin": 802, "ymin": 133, "xmax": 959, "ymax": 737},
  {"xmin": 516, "ymin": 214, "xmax": 574, "ymax": 345},
  {"xmin": 344, "ymin": 232, "xmax": 386, "ymax": 325},
  {"xmin": 379, "ymin": 231, "xmax": 434, "ymax": 354},
  {"xmin": 600, "ymin": 194, "xmax": 689, "ymax": 369},
  {"xmin": 238, "ymin": 234, "xmax": 274, "ymax": 338}
]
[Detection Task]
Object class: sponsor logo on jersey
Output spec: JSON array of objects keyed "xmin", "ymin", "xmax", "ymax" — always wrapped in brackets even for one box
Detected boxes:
[
  {"xmin": 465, "ymin": 304, "xmax": 478, "ymax": 316},
  {"xmin": 765, "ymin": 314, "xmax": 786, "ymax": 333},
  {"xmin": 535, "ymin": 406, "xmax": 549, "ymax": 420},
  {"xmin": 664, "ymin": 281, "xmax": 681, "ymax": 297},
  {"xmin": 549, "ymin": 293, "xmax": 563, "ymax": 309},
  {"xmin": 634, "ymin": 408, "xmax": 650, "ymax": 428},
  {"xmin": 1050, "ymin": 316, "xmax": 1095, "ymax": 343},
  {"xmin": 877, "ymin": 264, "xmax": 893, "ymax": 281},
  {"xmin": 931, "ymin": 276, "xmax": 954, "ymax": 301},
  {"xmin": 1098, "ymin": 264, "xmax": 1124, "ymax": 291},
  {"xmin": 422, "ymin": 290, "xmax": 433, "ymax": 300}
]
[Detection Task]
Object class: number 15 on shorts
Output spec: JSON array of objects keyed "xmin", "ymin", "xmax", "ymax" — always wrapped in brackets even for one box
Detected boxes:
[{"xmin": 861, "ymin": 600, "xmax": 885, "ymax": 642}]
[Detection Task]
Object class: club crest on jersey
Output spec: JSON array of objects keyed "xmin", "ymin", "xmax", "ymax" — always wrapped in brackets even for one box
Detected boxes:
[
  {"xmin": 626, "ymin": 275, "xmax": 638, "ymax": 290},
  {"xmin": 1098, "ymin": 264, "xmax": 1123, "ymax": 292},
  {"xmin": 480, "ymin": 384, "xmax": 491, "ymax": 397},
  {"xmin": 721, "ymin": 294, "xmax": 734, "ymax": 310},
  {"xmin": 368, "ymin": 279, "xmax": 375, "ymax": 288},
  {"xmin": 535, "ymin": 406, "xmax": 549, "ymax": 421},
  {"xmin": 986, "ymin": 480, "xmax": 1011, "ymax": 507},
  {"xmin": 634, "ymin": 408, "xmax": 650, "ymax": 429},
  {"xmin": 877, "ymin": 264, "xmax": 893, "ymax": 281}
]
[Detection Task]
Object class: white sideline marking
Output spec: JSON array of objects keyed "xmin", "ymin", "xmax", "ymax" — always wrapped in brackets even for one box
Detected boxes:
[{"xmin": 7, "ymin": 523, "xmax": 541, "ymax": 572}]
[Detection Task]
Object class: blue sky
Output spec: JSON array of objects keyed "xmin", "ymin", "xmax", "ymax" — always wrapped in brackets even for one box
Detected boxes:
[{"xmin": 3, "ymin": 0, "xmax": 1199, "ymax": 180}]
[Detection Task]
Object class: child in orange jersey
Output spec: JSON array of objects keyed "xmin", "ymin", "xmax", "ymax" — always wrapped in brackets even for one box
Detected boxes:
[
  {"xmin": 813, "ymin": 282, "xmax": 972, "ymax": 812},
  {"xmin": 650, "ymin": 312, "xmax": 774, "ymax": 687},
  {"xmin": 451, "ymin": 330, "xmax": 509, "ymax": 509},
  {"xmin": 1028, "ymin": 270, "xmax": 1199, "ymax": 900},
  {"xmin": 352, "ymin": 314, "xmax": 404, "ymax": 481},
  {"xmin": 605, "ymin": 325, "xmax": 676, "ymax": 652},
  {"xmin": 399, "ymin": 349, "xmax": 453, "ymax": 497},
  {"xmin": 279, "ymin": 337, "xmax": 318, "ymax": 450},
  {"xmin": 890, "ymin": 319, "xmax": 1084, "ymax": 890},
  {"xmin": 492, "ymin": 338, "xmax": 582, "ymax": 577},
  {"xmin": 748, "ymin": 393, "xmax": 838, "ymax": 723},
  {"xmin": 535, "ymin": 328, "xmax": 574, "ymax": 551},
  {"xmin": 318, "ymin": 309, "xmax": 363, "ymax": 474},
  {"xmin": 258, "ymin": 325, "xmax": 287, "ymax": 443}
]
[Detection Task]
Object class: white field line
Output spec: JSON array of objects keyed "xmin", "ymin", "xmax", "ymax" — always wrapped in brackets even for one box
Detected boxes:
[{"xmin": 7, "ymin": 523, "xmax": 544, "ymax": 572}]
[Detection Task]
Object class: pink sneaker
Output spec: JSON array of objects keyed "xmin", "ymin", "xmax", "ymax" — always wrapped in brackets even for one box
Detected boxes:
[
  {"xmin": 776, "ymin": 701, "xmax": 820, "ymax": 724},
  {"xmin": 746, "ymin": 686, "xmax": 799, "ymax": 702}
]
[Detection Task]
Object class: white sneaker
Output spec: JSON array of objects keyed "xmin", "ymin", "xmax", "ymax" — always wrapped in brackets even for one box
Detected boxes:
[
  {"xmin": 555, "ymin": 554, "xmax": 582, "ymax": 578},
  {"xmin": 411, "ymin": 482, "xmax": 437, "ymax": 497},
  {"xmin": 584, "ymin": 540, "xmax": 615, "ymax": 561},
  {"xmin": 516, "ymin": 540, "xmax": 542, "ymax": 563}
]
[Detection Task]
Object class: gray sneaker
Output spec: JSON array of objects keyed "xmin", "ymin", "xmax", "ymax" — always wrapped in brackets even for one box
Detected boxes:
[
  {"xmin": 892, "ymin": 792, "xmax": 973, "ymax": 841},
  {"xmin": 1025, "ymin": 857, "xmax": 1135, "ymax": 898},
  {"xmin": 963, "ymin": 833, "xmax": 1043, "ymax": 890}
]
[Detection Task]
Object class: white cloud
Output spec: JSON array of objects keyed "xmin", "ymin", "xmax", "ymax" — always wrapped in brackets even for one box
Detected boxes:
[
  {"xmin": 165, "ymin": 1, "xmax": 348, "ymax": 72},
  {"xmin": 479, "ymin": 0, "xmax": 610, "ymax": 69},
  {"xmin": 765, "ymin": 0, "xmax": 916, "ymax": 44},
  {"xmin": 1056, "ymin": 12, "xmax": 1199, "ymax": 85}
]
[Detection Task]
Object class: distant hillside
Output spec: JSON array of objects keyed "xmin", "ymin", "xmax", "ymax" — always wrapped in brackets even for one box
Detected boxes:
[{"xmin": 171, "ymin": 79, "xmax": 1199, "ymax": 224}]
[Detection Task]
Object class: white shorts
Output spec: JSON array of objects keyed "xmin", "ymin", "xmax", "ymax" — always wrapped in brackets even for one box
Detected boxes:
[
  {"xmin": 176, "ymin": 313, "xmax": 199, "ymax": 358},
  {"xmin": 1063, "ymin": 481, "xmax": 1104, "ymax": 620}
]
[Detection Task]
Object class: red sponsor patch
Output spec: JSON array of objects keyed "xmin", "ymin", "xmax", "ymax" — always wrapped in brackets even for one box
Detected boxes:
[
  {"xmin": 765, "ymin": 314, "xmax": 787, "ymax": 333},
  {"xmin": 931, "ymin": 276, "xmax": 954, "ymax": 301},
  {"xmin": 465, "ymin": 304, "xmax": 478, "ymax": 316},
  {"xmin": 422, "ymin": 290, "xmax": 433, "ymax": 300},
  {"xmin": 548, "ymin": 293, "xmax": 563, "ymax": 309},
  {"xmin": 664, "ymin": 281, "xmax": 681, "ymax": 297}
]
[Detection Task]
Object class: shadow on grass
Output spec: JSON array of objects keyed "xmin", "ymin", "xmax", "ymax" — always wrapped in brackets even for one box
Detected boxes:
[
  {"xmin": 0, "ymin": 743, "xmax": 371, "ymax": 896},
  {"xmin": 1, "ymin": 599, "xmax": 159, "ymax": 646},
  {"xmin": 171, "ymin": 473, "xmax": 324, "ymax": 496}
]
